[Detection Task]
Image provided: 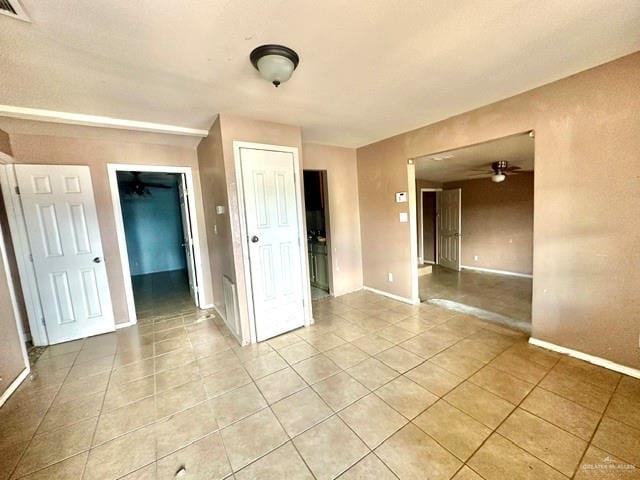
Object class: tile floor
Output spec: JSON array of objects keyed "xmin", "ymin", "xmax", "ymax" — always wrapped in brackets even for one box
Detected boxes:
[
  {"xmin": 2, "ymin": 290, "xmax": 639, "ymax": 479},
  {"xmin": 420, "ymin": 265, "xmax": 532, "ymax": 326}
]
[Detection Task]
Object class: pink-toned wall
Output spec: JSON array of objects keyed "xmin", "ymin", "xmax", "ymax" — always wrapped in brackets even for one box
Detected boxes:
[
  {"xmin": 357, "ymin": 52, "xmax": 640, "ymax": 369},
  {"xmin": 444, "ymin": 172, "xmax": 534, "ymax": 274},
  {"xmin": 197, "ymin": 114, "xmax": 304, "ymax": 343},
  {"xmin": 4, "ymin": 126, "xmax": 214, "ymax": 325},
  {"xmin": 302, "ymin": 143, "xmax": 363, "ymax": 296}
]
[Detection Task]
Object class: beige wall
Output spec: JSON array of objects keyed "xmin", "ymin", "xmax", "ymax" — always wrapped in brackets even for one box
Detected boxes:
[
  {"xmin": 197, "ymin": 114, "xmax": 304, "ymax": 344},
  {"xmin": 302, "ymin": 143, "xmax": 363, "ymax": 296},
  {"xmin": 357, "ymin": 52, "xmax": 640, "ymax": 368},
  {"xmin": 5, "ymin": 126, "xmax": 213, "ymax": 325},
  {"xmin": 444, "ymin": 172, "xmax": 533, "ymax": 274}
]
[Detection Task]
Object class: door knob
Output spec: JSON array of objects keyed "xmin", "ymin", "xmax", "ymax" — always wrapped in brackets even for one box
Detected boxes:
[
  {"xmin": 250, "ymin": 236, "xmax": 259, "ymax": 243},
  {"xmin": 93, "ymin": 257, "xmax": 102, "ymax": 263}
]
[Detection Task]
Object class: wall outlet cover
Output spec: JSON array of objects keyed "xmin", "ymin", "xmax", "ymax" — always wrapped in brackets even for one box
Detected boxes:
[{"xmin": 399, "ymin": 212, "xmax": 409, "ymax": 223}]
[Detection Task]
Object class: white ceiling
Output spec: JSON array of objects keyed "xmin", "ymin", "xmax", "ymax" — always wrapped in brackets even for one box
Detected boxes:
[
  {"xmin": 1, "ymin": 0, "xmax": 639, "ymax": 147},
  {"xmin": 415, "ymin": 133, "xmax": 534, "ymax": 182}
]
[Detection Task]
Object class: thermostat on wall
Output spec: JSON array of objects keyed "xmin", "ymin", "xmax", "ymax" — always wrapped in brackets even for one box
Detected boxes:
[{"xmin": 395, "ymin": 192, "xmax": 407, "ymax": 203}]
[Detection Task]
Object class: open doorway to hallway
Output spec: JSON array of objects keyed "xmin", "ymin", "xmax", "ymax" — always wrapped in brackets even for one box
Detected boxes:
[
  {"xmin": 115, "ymin": 171, "xmax": 198, "ymax": 321},
  {"xmin": 303, "ymin": 170, "xmax": 331, "ymax": 300},
  {"xmin": 413, "ymin": 132, "xmax": 534, "ymax": 332}
]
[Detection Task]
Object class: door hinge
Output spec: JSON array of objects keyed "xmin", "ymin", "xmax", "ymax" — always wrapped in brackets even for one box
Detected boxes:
[
  {"xmin": 14, "ymin": 186, "xmax": 20, "ymax": 195},
  {"xmin": 28, "ymin": 253, "xmax": 33, "ymax": 262},
  {"xmin": 41, "ymin": 317, "xmax": 46, "ymax": 327}
]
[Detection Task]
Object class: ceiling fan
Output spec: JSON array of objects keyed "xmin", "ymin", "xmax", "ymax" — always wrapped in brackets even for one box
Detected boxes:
[
  {"xmin": 119, "ymin": 172, "xmax": 172, "ymax": 197},
  {"xmin": 468, "ymin": 161, "xmax": 522, "ymax": 183}
]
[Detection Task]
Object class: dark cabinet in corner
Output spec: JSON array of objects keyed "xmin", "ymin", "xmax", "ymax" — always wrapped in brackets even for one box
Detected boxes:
[{"xmin": 308, "ymin": 243, "xmax": 329, "ymax": 290}]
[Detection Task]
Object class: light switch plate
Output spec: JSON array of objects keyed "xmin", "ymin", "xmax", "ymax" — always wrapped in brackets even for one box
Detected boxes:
[
  {"xmin": 399, "ymin": 212, "xmax": 408, "ymax": 223},
  {"xmin": 395, "ymin": 192, "xmax": 408, "ymax": 203},
  {"xmin": 216, "ymin": 205, "xmax": 225, "ymax": 215}
]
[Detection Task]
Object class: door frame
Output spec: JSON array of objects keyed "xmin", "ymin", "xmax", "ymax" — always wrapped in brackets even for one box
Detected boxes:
[
  {"xmin": 107, "ymin": 164, "xmax": 206, "ymax": 326},
  {"xmin": 419, "ymin": 188, "xmax": 442, "ymax": 265},
  {"xmin": 233, "ymin": 141, "xmax": 313, "ymax": 344},
  {"xmin": 0, "ymin": 161, "xmax": 49, "ymax": 345},
  {"xmin": 0, "ymin": 155, "xmax": 31, "ymax": 401}
]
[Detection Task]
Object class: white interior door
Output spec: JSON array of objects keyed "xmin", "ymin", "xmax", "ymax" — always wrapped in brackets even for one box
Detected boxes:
[
  {"xmin": 438, "ymin": 188, "xmax": 461, "ymax": 271},
  {"xmin": 15, "ymin": 165, "xmax": 114, "ymax": 344},
  {"xmin": 178, "ymin": 174, "xmax": 198, "ymax": 305},
  {"xmin": 239, "ymin": 147, "xmax": 305, "ymax": 341}
]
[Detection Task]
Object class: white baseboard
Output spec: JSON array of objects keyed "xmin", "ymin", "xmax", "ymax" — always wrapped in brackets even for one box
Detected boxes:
[
  {"xmin": 115, "ymin": 321, "xmax": 136, "ymax": 330},
  {"xmin": 332, "ymin": 286, "xmax": 365, "ymax": 298},
  {"xmin": 363, "ymin": 286, "xmax": 420, "ymax": 305},
  {"xmin": 529, "ymin": 337, "xmax": 640, "ymax": 379},
  {"xmin": 461, "ymin": 265, "xmax": 533, "ymax": 279},
  {"xmin": 0, "ymin": 367, "xmax": 30, "ymax": 408},
  {"xmin": 199, "ymin": 303, "xmax": 214, "ymax": 309}
]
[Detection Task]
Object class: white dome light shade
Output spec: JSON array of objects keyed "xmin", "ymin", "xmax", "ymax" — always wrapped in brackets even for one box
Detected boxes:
[
  {"xmin": 250, "ymin": 45, "xmax": 300, "ymax": 87},
  {"xmin": 256, "ymin": 54, "xmax": 295, "ymax": 86},
  {"xmin": 491, "ymin": 173, "xmax": 506, "ymax": 183}
]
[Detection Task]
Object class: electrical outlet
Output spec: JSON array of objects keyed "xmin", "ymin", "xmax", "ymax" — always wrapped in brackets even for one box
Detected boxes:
[
  {"xmin": 387, "ymin": 272, "xmax": 393, "ymax": 282},
  {"xmin": 474, "ymin": 255, "xmax": 479, "ymax": 261}
]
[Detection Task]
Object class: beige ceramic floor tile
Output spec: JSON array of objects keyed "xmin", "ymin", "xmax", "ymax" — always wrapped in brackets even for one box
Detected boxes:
[
  {"xmin": 554, "ymin": 357, "xmax": 620, "ymax": 393},
  {"xmin": 468, "ymin": 433, "xmax": 566, "ymax": 480},
  {"xmin": 220, "ymin": 408, "xmax": 288, "ymax": 472},
  {"xmin": 155, "ymin": 401, "xmax": 218, "ymax": 458},
  {"xmin": 605, "ymin": 391, "xmax": 640, "ymax": 430},
  {"xmin": 498, "ymin": 408, "xmax": 588, "ymax": 477},
  {"xmin": 155, "ymin": 379, "xmax": 206, "ymax": 419},
  {"xmin": 592, "ymin": 417, "xmax": 640, "ymax": 466},
  {"xmin": 339, "ymin": 393, "xmax": 407, "ymax": 448},
  {"xmin": 469, "ymin": 365, "xmax": 534, "ymax": 404},
  {"xmin": 278, "ymin": 341, "xmax": 319, "ymax": 364},
  {"xmin": 305, "ymin": 333, "xmax": 347, "ymax": 352},
  {"xmin": 294, "ymin": 416, "xmax": 369, "ymax": 480},
  {"xmin": 103, "ymin": 375, "xmax": 155, "ymax": 411},
  {"xmin": 452, "ymin": 466, "xmax": 485, "ymax": 480},
  {"xmin": 430, "ymin": 351, "xmax": 486, "ymax": 379},
  {"xmin": 346, "ymin": 358, "xmax": 398, "ymax": 390},
  {"xmin": 351, "ymin": 335, "xmax": 394, "ymax": 356},
  {"xmin": 13, "ymin": 418, "xmax": 96, "ymax": 478},
  {"xmin": 445, "ymin": 382, "xmax": 515, "ymax": 429},
  {"xmin": 10, "ymin": 452, "xmax": 88, "ymax": 480},
  {"xmin": 156, "ymin": 432, "xmax": 230, "ymax": 480},
  {"xmin": 377, "ymin": 326, "xmax": 415, "ymax": 344},
  {"xmin": 311, "ymin": 371, "xmax": 370, "ymax": 411},
  {"xmin": 376, "ymin": 346, "xmax": 424, "ymax": 373},
  {"xmin": 375, "ymin": 375, "xmax": 438, "ymax": 419},
  {"xmin": 255, "ymin": 367, "xmax": 307, "ymax": 404},
  {"xmin": 155, "ymin": 361, "xmax": 200, "ymax": 393},
  {"xmin": 521, "ymin": 387, "xmax": 601, "ymax": 441},
  {"xmin": 338, "ymin": 453, "xmax": 396, "ymax": 479},
  {"xmin": 293, "ymin": 354, "xmax": 342, "ymax": 384},
  {"xmin": 93, "ymin": 395, "xmax": 156, "ymax": 446},
  {"xmin": 83, "ymin": 424, "xmax": 156, "ymax": 480},
  {"xmin": 212, "ymin": 382, "xmax": 266, "ymax": 428},
  {"xmin": 272, "ymin": 388, "xmax": 332, "ymax": 436},
  {"xmin": 37, "ymin": 391, "xmax": 104, "ymax": 433},
  {"xmin": 405, "ymin": 361, "xmax": 464, "ymax": 397},
  {"xmin": 375, "ymin": 423, "xmax": 462, "ymax": 480},
  {"xmin": 119, "ymin": 463, "xmax": 157, "ymax": 480},
  {"xmin": 234, "ymin": 442, "xmax": 313, "ymax": 480},
  {"xmin": 539, "ymin": 370, "xmax": 613, "ymax": 413},
  {"xmin": 202, "ymin": 367, "xmax": 251, "ymax": 398},
  {"xmin": 414, "ymin": 400, "xmax": 492, "ymax": 461},
  {"xmin": 574, "ymin": 445, "xmax": 640, "ymax": 480},
  {"xmin": 489, "ymin": 351, "xmax": 549, "ymax": 384},
  {"xmin": 617, "ymin": 376, "xmax": 640, "ymax": 399},
  {"xmin": 324, "ymin": 343, "xmax": 369, "ymax": 369}
]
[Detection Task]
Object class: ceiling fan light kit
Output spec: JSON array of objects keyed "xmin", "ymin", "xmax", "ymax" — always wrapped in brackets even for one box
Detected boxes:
[{"xmin": 250, "ymin": 44, "xmax": 300, "ymax": 87}]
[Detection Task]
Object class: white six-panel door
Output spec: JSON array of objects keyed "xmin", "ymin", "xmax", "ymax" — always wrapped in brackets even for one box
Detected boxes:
[
  {"xmin": 15, "ymin": 165, "xmax": 114, "ymax": 344},
  {"xmin": 438, "ymin": 188, "xmax": 462, "ymax": 271},
  {"xmin": 239, "ymin": 147, "xmax": 306, "ymax": 341}
]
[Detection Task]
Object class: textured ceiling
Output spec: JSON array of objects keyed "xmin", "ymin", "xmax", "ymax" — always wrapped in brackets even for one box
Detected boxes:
[
  {"xmin": 1, "ymin": 0, "xmax": 639, "ymax": 147},
  {"xmin": 415, "ymin": 133, "xmax": 534, "ymax": 182}
]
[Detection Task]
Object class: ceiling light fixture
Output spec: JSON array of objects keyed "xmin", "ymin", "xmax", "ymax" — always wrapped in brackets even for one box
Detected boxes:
[
  {"xmin": 491, "ymin": 173, "xmax": 506, "ymax": 183},
  {"xmin": 250, "ymin": 44, "xmax": 300, "ymax": 87}
]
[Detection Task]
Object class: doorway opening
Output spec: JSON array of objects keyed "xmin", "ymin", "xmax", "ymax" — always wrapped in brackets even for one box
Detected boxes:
[
  {"xmin": 303, "ymin": 170, "xmax": 331, "ymax": 300},
  {"xmin": 412, "ymin": 132, "xmax": 534, "ymax": 332},
  {"xmin": 108, "ymin": 165, "xmax": 204, "ymax": 325}
]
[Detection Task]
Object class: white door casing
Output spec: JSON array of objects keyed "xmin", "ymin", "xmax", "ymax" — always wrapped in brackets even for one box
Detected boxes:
[
  {"xmin": 438, "ymin": 188, "xmax": 461, "ymax": 271},
  {"xmin": 178, "ymin": 174, "xmax": 198, "ymax": 304},
  {"xmin": 15, "ymin": 165, "xmax": 114, "ymax": 344},
  {"xmin": 238, "ymin": 146, "xmax": 306, "ymax": 341}
]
